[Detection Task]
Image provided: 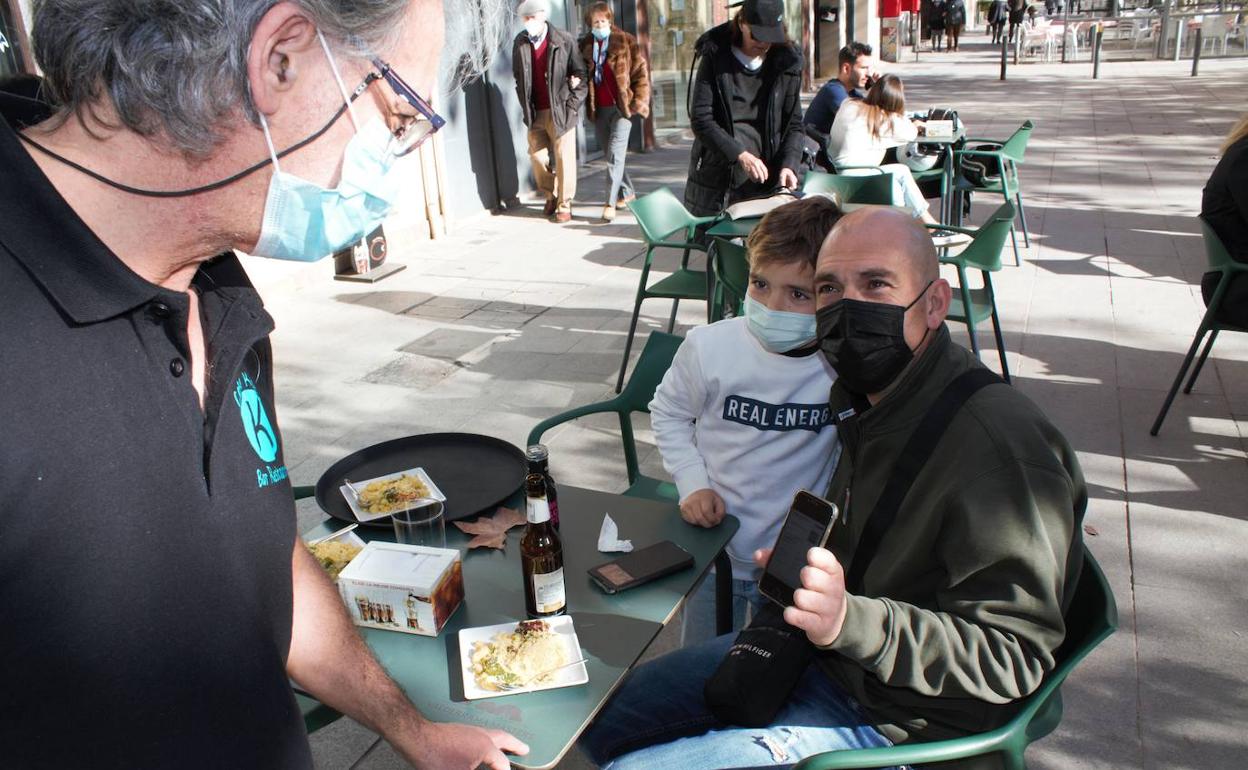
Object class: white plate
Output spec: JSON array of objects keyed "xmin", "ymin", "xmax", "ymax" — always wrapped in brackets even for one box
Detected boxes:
[
  {"xmin": 459, "ymin": 616, "xmax": 588, "ymax": 700},
  {"xmin": 339, "ymin": 467, "xmax": 446, "ymax": 523}
]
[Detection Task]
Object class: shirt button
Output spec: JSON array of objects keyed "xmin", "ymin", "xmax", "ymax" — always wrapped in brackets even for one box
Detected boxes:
[
  {"xmin": 169, "ymin": 358, "xmax": 186, "ymax": 377},
  {"xmin": 151, "ymin": 302, "xmax": 171, "ymax": 319}
]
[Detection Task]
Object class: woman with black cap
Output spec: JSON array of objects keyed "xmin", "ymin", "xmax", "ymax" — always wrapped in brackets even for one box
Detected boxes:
[{"xmin": 683, "ymin": 0, "xmax": 805, "ymax": 217}]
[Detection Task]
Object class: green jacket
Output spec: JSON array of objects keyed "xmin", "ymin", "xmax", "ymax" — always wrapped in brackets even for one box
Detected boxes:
[{"xmin": 817, "ymin": 325, "xmax": 1086, "ymax": 752}]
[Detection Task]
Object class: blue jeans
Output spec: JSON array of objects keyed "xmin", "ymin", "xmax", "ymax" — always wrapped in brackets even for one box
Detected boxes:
[
  {"xmin": 680, "ymin": 572, "xmax": 766, "ymax": 646},
  {"xmin": 579, "ymin": 635, "xmax": 895, "ymax": 769},
  {"xmin": 592, "ymin": 104, "xmax": 635, "ymax": 206}
]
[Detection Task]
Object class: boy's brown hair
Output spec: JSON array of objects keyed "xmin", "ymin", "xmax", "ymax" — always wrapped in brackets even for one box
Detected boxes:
[{"xmin": 746, "ymin": 195, "xmax": 845, "ymax": 271}]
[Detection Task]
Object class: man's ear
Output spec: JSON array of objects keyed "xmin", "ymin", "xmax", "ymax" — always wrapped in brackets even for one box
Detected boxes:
[
  {"xmin": 928, "ymin": 277, "xmax": 952, "ymax": 327},
  {"xmin": 247, "ymin": 2, "xmax": 321, "ymax": 116}
]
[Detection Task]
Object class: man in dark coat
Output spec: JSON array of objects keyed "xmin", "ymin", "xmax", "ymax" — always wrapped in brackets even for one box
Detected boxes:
[
  {"xmin": 512, "ymin": 0, "xmax": 588, "ymax": 222},
  {"xmin": 683, "ymin": 0, "xmax": 805, "ymax": 217}
]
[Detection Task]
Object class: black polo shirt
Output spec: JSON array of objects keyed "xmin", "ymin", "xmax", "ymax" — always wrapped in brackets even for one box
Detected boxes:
[{"xmin": 0, "ymin": 81, "xmax": 310, "ymax": 768}]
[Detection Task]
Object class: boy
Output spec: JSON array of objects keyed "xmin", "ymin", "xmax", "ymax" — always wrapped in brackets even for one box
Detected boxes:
[{"xmin": 650, "ymin": 196, "xmax": 843, "ymax": 644}]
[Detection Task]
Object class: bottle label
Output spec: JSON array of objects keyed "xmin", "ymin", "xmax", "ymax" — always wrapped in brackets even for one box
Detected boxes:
[
  {"xmin": 526, "ymin": 497, "xmax": 551, "ymax": 524},
  {"xmin": 532, "ymin": 567, "xmax": 566, "ymax": 614},
  {"xmin": 548, "ymin": 497, "xmax": 560, "ymax": 526}
]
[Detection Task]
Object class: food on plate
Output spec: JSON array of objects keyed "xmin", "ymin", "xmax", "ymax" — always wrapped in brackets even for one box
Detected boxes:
[
  {"xmin": 307, "ymin": 540, "xmax": 363, "ymax": 580},
  {"xmin": 470, "ymin": 619, "xmax": 569, "ymax": 691},
  {"xmin": 357, "ymin": 473, "xmax": 431, "ymax": 514}
]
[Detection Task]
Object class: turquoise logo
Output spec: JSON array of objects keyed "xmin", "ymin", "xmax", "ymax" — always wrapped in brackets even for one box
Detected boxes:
[{"xmin": 234, "ymin": 373, "xmax": 278, "ymax": 463}]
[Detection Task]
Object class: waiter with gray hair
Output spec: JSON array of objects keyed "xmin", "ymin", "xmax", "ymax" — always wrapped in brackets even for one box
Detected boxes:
[{"xmin": 0, "ymin": 1, "xmax": 526, "ymax": 767}]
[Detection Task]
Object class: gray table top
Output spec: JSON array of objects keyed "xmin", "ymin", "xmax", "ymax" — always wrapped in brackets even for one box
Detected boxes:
[{"xmin": 305, "ymin": 484, "xmax": 739, "ymax": 769}]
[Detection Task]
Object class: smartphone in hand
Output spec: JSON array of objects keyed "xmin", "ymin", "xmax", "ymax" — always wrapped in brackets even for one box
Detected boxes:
[{"xmin": 758, "ymin": 491, "xmax": 839, "ymax": 608}]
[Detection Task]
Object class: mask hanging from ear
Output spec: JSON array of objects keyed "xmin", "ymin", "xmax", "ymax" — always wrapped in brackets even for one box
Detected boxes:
[{"xmin": 250, "ymin": 32, "xmax": 402, "ymax": 262}]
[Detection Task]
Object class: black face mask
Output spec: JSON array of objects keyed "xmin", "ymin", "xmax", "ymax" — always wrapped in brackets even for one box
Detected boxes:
[{"xmin": 816, "ymin": 281, "xmax": 934, "ymax": 395}]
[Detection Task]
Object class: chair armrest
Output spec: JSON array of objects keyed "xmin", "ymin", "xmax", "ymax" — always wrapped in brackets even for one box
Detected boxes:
[
  {"xmin": 924, "ymin": 223, "xmax": 978, "ymax": 236},
  {"xmin": 953, "ymin": 148, "xmax": 1006, "ymax": 160},
  {"xmin": 292, "ymin": 485, "xmax": 316, "ymax": 501},
  {"xmin": 786, "ymin": 730, "xmax": 1007, "ymax": 769},
  {"xmin": 526, "ymin": 402, "xmax": 624, "ymax": 447},
  {"xmin": 833, "ymin": 165, "xmax": 888, "ymax": 174}
]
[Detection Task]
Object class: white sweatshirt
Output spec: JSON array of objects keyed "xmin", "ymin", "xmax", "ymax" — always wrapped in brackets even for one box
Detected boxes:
[
  {"xmin": 826, "ymin": 99, "xmax": 919, "ymax": 169},
  {"xmin": 649, "ymin": 318, "xmax": 841, "ymax": 580}
]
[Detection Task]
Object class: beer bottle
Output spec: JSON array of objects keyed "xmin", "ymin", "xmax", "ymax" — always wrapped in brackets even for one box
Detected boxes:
[
  {"xmin": 525, "ymin": 444, "xmax": 560, "ymax": 530},
  {"xmin": 521, "ymin": 472, "xmax": 566, "ymax": 618}
]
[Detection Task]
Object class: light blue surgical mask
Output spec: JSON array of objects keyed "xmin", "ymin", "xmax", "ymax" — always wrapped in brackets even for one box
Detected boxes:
[
  {"xmin": 744, "ymin": 295, "xmax": 817, "ymax": 353},
  {"xmin": 591, "ymin": 27, "xmax": 610, "ymax": 40},
  {"xmin": 251, "ymin": 32, "xmax": 402, "ymax": 262}
]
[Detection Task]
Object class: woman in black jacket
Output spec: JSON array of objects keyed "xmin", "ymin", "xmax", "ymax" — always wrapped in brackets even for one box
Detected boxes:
[
  {"xmin": 683, "ymin": 0, "xmax": 804, "ymax": 217},
  {"xmin": 1201, "ymin": 115, "xmax": 1248, "ymax": 327}
]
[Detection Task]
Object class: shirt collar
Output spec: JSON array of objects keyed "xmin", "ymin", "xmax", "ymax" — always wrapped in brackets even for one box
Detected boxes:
[{"xmin": 0, "ymin": 81, "xmax": 228, "ymax": 325}]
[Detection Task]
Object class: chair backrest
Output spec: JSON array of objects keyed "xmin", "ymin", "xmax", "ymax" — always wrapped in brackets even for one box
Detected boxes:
[
  {"xmin": 948, "ymin": 201, "xmax": 1016, "ymax": 273},
  {"xmin": 999, "ymin": 120, "xmax": 1035, "ymax": 163},
  {"xmin": 627, "ymin": 187, "xmax": 696, "ymax": 244},
  {"xmin": 801, "ymin": 170, "xmax": 895, "ymax": 205},
  {"xmin": 1199, "ymin": 217, "xmax": 1237, "ymax": 271},
  {"xmin": 713, "ymin": 239, "xmax": 751, "ymax": 318},
  {"xmin": 1013, "ymin": 551, "xmax": 1118, "ymax": 728},
  {"xmin": 618, "ymin": 331, "xmax": 685, "ymax": 413}
]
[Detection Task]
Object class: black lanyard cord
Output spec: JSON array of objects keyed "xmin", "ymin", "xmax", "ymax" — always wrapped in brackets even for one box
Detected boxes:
[{"xmin": 16, "ymin": 102, "xmax": 351, "ymax": 199}]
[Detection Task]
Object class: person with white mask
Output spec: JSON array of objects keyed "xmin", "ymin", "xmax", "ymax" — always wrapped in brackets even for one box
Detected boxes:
[
  {"xmin": 648, "ymin": 197, "xmax": 843, "ymax": 646},
  {"xmin": 0, "ymin": 2, "xmax": 527, "ymax": 768},
  {"xmin": 511, "ymin": 0, "xmax": 587, "ymax": 222}
]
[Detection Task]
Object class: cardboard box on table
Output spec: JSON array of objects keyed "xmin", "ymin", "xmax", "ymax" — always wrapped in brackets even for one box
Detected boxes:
[{"xmin": 337, "ymin": 542, "xmax": 464, "ymax": 637}]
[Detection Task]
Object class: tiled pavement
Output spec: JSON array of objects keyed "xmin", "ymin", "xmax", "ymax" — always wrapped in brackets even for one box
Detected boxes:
[{"xmin": 244, "ymin": 41, "xmax": 1248, "ymax": 770}]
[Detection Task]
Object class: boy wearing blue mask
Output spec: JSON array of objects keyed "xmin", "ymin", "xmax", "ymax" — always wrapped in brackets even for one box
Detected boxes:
[{"xmin": 650, "ymin": 195, "xmax": 844, "ymax": 645}]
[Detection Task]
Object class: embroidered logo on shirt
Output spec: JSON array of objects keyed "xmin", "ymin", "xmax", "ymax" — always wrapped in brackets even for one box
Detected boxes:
[
  {"xmin": 722, "ymin": 396, "xmax": 832, "ymax": 433},
  {"xmin": 234, "ymin": 372, "xmax": 278, "ymax": 463}
]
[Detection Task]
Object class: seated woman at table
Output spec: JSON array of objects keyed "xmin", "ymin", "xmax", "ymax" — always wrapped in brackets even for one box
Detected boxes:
[
  {"xmin": 1201, "ymin": 113, "xmax": 1248, "ymax": 327},
  {"xmin": 649, "ymin": 196, "xmax": 844, "ymax": 645},
  {"xmin": 825, "ymin": 74, "xmax": 940, "ymax": 224}
]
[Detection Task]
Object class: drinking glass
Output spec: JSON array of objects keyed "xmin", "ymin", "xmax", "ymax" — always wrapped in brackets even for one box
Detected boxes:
[{"xmin": 391, "ymin": 498, "xmax": 446, "ymax": 548}]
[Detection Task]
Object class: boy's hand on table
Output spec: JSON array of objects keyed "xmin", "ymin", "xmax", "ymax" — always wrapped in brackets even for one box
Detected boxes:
[{"xmin": 680, "ymin": 489, "xmax": 726, "ymax": 528}]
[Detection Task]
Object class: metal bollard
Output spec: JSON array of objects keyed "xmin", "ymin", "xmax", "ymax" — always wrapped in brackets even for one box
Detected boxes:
[
  {"xmin": 1192, "ymin": 29, "xmax": 1202, "ymax": 75},
  {"xmin": 1092, "ymin": 23, "xmax": 1104, "ymax": 78},
  {"xmin": 1001, "ymin": 33, "xmax": 1009, "ymax": 79}
]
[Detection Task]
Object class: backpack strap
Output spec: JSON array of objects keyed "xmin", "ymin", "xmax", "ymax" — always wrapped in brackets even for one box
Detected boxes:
[{"xmin": 845, "ymin": 367, "xmax": 1004, "ymax": 594}]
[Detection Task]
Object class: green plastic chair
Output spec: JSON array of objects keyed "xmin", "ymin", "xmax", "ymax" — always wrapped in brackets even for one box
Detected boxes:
[
  {"xmin": 802, "ymin": 170, "xmax": 896, "ymax": 205},
  {"xmin": 1150, "ymin": 218, "xmax": 1248, "ymax": 435},
  {"xmin": 954, "ymin": 120, "xmax": 1035, "ymax": 266},
  {"xmin": 709, "ymin": 238, "xmax": 752, "ymax": 323},
  {"xmin": 528, "ymin": 331, "xmax": 683, "ymax": 502},
  {"xmin": 780, "ymin": 551, "xmax": 1118, "ymax": 770},
  {"xmin": 927, "ymin": 201, "xmax": 1017, "ymax": 383},
  {"xmin": 617, "ymin": 188, "xmax": 719, "ymax": 393}
]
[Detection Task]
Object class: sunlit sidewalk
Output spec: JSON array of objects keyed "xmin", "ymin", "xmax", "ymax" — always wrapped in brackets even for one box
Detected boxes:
[{"xmin": 249, "ymin": 48, "xmax": 1248, "ymax": 769}]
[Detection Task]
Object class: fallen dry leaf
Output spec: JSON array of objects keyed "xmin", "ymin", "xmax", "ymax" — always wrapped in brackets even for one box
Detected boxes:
[
  {"xmin": 454, "ymin": 506, "xmax": 526, "ymax": 549},
  {"xmin": 1083, "ymin": 524, "xmax": 1099, "ymax": 537}
]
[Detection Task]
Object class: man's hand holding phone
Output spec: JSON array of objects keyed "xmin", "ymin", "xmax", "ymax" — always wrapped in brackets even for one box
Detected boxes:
[
  {"xmin": 680, "ymin": 488, "xmax": 726, "ymax": 528},
  {"xmin": 754, "ymin": 546, "xmax": 849, "ymax": 647}
]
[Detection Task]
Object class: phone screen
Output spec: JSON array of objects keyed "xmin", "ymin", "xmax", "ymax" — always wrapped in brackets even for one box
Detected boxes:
[{"xmin": 758, "ymin": 491, "xmax": 838, "ymax": 607}]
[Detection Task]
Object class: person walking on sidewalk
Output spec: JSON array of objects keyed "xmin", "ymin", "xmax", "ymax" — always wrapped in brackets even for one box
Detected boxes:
[
  {"xmin": 945, "ymin": 0, "xmax": 967, "ymax": 51},
  {"xmin": 684, "ymin": 0, "xmax": 805, "ymax": 217},
  {"xmin": 579, "ymin": 1, "xmax": 650, "ymax": 223},
  {"xmin": 513, "ymin": 0, "xmax": 587, "ymax": 223},
  {"xmin": 928, "ymin": 0, "xmax": 948, "ymax": 51}
]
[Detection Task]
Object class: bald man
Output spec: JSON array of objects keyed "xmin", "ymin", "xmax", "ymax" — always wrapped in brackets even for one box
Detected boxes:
[{"xmin": 582, "ymin": 208, "xmax": 1086, "ymax": 770}]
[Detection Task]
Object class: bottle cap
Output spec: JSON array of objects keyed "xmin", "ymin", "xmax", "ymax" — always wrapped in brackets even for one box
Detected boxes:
[{"xmin": 525, "ymin": 444, "xmax": 549, "ymax": 462}]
